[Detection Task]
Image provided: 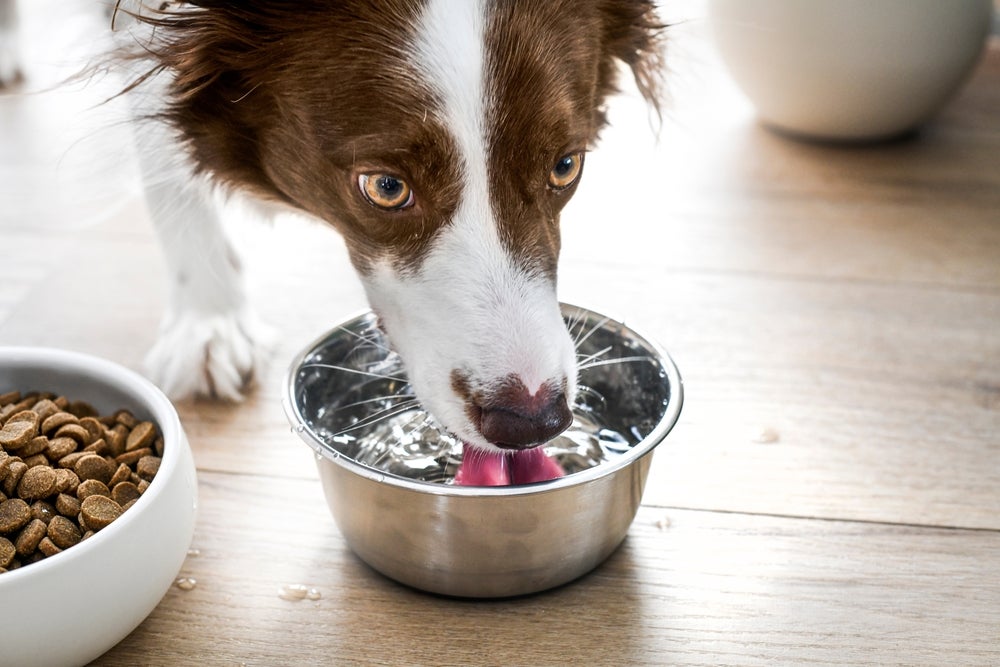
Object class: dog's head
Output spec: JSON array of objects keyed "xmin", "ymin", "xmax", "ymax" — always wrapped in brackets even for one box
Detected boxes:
[{"xmin": 136, "ymin": 0, "xmax": 663, "ymax": 454}]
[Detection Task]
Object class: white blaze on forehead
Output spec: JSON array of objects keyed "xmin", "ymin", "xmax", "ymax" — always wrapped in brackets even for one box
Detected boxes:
[
  {"xmin": 410, "ymin": 0, "xmax": 506, "ymax": 307},
  {"xmin": 361, "ymin": 0, "xmax": 576, "ymax": 434},
  {"xmin": 408, "ymin": 0, "xmax": 557, "ymax": 389},
  {"xmin": 411, "ymin": 0, "xmax": 493, "ymax": 241},
  {"xmin": 412, "ymin": 0, "xmax": 488, "ymax": 182}
]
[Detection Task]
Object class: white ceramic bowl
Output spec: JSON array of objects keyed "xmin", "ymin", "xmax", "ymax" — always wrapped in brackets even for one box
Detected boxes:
[
  {"xmin": 0, "ymin": 347, "xmax": 198, "ymax": 667},
  {"xmin": 709, "ymin": 0, "xmax": 994, "ymax": 141}
]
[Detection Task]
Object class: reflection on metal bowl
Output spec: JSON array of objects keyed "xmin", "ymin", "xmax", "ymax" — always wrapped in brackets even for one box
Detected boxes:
[{"xmin": 284, "ymin": 304, "xmax": 682, "ymax": 598}]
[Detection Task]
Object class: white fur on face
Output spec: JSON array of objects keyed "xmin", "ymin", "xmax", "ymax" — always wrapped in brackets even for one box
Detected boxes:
[{"xmin": 359, "ymin": 0, "xmax": 577, "ymax": 450}]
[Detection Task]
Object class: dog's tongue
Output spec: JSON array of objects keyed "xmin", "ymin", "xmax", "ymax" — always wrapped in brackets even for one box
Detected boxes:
[
  {"xmin": 454, "ymin": 446, "xmax": 564, "ymax": 486},
  {"xmin": 453, "ymin": 449, "xmax": 510, "ymax": 486},
  {"xmin": 509, "ymin": 447, "xmax": 566, "ymax": 484}
]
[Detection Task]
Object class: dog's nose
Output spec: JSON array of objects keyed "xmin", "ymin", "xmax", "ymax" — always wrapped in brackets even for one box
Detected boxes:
[{"xmin": 479, "ymin": 383, "xmax": 573, "ymax": 449}]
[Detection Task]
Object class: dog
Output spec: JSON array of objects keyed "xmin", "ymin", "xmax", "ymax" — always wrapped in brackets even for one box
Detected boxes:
[{"xmin": 11, "ymin": 0, "xmax": 664, "ymax": 482}]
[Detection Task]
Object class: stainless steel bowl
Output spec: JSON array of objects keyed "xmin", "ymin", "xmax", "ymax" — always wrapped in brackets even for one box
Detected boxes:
[{"xmin": 283, "ymin": 304, "xmax": 682, "ymax": 598}]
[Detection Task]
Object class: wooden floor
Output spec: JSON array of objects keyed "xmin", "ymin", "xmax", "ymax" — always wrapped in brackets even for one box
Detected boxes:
[{"xmin": 2, "ymin": 3, "xmax": 998, "ymax": 665}]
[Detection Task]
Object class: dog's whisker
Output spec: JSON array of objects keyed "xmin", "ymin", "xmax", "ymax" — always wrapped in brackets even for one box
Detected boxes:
[
  {"xmin": 563, "ymin": 309, "xmax": 582, "ymax": 334},
  {"xmin": 568, "ymin": 314, "xmax": 594, "ymax": 345},
  {"xmin": 564, "ymin": 308, "xmax": 588, "ymax": 342},
  {"xmin": 577, "ymin": 355, "xmax": 654, "ymax": 372},
  {"xmin": 301, "ymin": 363, "xmax": 408, "ymax": 383},
  {"xmin": 573, "ymin": 316, "xmax": 610, "ymax": 349},
  {"xmin": 326, "ymin": 393, "xmax": 416, "ymax": 415},
  {"xmin": 332, "ymin": 404, "xmax": 423, "ymax": 436},
  {"xmin": 325, "ymin": 402, "xmax": 425, "ymax": 438},
  {"xmin": 576, "ymin": 345, "xmax": 613, "ymax": 368},
  {"xmin": 344, "ymin": 337, "xmax": 389, "ymax": 362},
  {"xmin": 336, "ymin": 325, "xmax": 391, "ymax": 353}
]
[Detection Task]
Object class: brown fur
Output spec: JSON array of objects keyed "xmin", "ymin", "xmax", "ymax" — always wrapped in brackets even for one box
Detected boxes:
[{"xmin": 123, "ymin": 0, "xmax": 664, "ymax": 274}]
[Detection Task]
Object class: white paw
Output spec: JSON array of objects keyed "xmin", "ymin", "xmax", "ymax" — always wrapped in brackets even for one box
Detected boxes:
[{"xmin": 144, "ymin": 308, "xmax": 274, "ymax": 402}]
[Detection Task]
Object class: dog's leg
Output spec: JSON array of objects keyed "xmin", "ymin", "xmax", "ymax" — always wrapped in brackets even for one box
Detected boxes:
[
  {"xmin": 133, "ymin": 119, "xmax": 271, "ymax": 401},
  {"xmin": 0, "ymin": 0, "xmax": 23, "ymax": 88}
]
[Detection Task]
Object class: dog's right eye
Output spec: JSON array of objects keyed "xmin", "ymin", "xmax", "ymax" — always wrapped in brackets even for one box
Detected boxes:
[
  {"xmin": 358, "ymin": 174, "xmax": 414, "ymax": 210},
  {"xmin": 548, "ymin": 152, "xmax": 584, "ymax": 190}
]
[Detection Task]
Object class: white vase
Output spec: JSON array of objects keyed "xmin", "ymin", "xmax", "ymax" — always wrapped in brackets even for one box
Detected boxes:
[{"xmin": 708, "ymin": 0, "xmax": 994, "ymax": 141}]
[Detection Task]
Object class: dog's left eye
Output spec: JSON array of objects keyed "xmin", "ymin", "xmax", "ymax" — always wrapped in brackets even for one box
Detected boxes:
[
  {"xmin": 548, "ymin": 153, "xmax": 584, "ymax": 189},
  {"xmin": 358, "ymin": 174, "xmax": 414, "ymax": 210}
]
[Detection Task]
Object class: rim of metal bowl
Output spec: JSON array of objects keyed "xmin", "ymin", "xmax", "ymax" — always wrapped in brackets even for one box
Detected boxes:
[{"xmin": 283, "ymin": 303, "xmax": 683, "ymax": 498}]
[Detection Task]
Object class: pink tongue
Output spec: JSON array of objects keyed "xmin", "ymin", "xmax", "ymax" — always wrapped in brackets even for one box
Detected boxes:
[
  {"xmin": 454, "ymin": 446, "xmax": 565, "ymax": 486},
  {"xmin": 509, "ymin": 447, "xmax": 565, "ymax": 484},
  {"xmin": 453, "ymin": 449, "xmax": 510, "ymax": 486}
]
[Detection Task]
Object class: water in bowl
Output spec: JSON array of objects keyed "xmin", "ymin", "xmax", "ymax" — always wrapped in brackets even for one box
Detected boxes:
[
  {"xmin": 295, "ymin": 310, "xmax": 671, "ymax": 484},
  {"xmin": 318, "ymin": 387, "xmax": 635, "ymax": 484}
]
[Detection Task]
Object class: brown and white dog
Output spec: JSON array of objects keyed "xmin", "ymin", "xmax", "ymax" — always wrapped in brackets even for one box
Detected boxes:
[{"xmin": 7, "ymin": 0, "xmax": 664, "ymax": 482}]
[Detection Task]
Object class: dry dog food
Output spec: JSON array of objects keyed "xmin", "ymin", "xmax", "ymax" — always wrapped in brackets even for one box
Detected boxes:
[{"xmin": 0, "ymin": 390, "xmax": 163, "ymax": 573}]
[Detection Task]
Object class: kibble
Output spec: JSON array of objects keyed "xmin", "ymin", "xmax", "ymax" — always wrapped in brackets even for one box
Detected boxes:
[
  {"xmin": 115, "ymin": 447, "xmax": 152, "ymax": 467},
  {"xmin": 136, "ymin": 456, "xmax": 160, "ymax": 481},
  {"xmin": 55, "ymin": 493, "xmax": 81, "ymax": 518},
  {"xmin": 41, "ymin": 411, "xmax": 77, "ymax": 435},
  {"xmin": 37, "ymin": 536, "xmax": 61, "ymax": 557},
  {"xmin": 74, "ymin": 454, "xmax": 114, "ymax": 485},
  {"xmin": 80, "ymin": 495, "xmax": 122, "ymax": 531},
  {"xmin": 111, "ymin": 481, "xmax": 141, "ymax": 507},
  {"xmin": 18, "ymin": 466, "xmax": 57, "ymax": 500},
  {"xmin": 125, "ymin": 421, "xmax": 156, "ymax": 451},
  {"xmin": 23, "ymin": 453, "xmax": 48, "ymax": 468},
  {"xmin": 76, "ymin": 479, "xmax": 110, "ymax": 500},
  {"xmin": 47, "ymin": 515, "xmax": 82, "ymax": 549},
  {"xmin": 0, "ymin": 537, "xmax": 15, "ymax": 568},
  {"xmin": 78, "ymin": 417, "xmax": 104, "ymax": 443},
  {"xmin": 20, "ymin": 436, "xmax": 49, "ymax": 458},
  {"xmin": 57, "ymin": 451, "xmax": 86, "ymax": 470},
  {"xmin": 31, "ymin": 399, "xmax": 60, "ymax": 421},
  {"xmin": 3, "ymin": 461, "xmax": 27, "ymax": 496},
  {"xmin": 83, "ymin": 438, "xmax": 109, "ymax": 456},
  {"xmin": 0, "ymin": 392, "xmax": 162, "ymax": 573},
  {"xmin": 31, "ymin": 501, "xmax": 56, "ymax": 524},
  {"xmin": 53, "ymin": 469, "xmax": 79, "ymax": 495},
  {"xmin": 104, "ymin": 426, "xmax": 126, "ymax": 457},
  {"xmin": 0, "ymin": 420, "xmax": 35, "ymax": 450},
  {"xmin": 0, "ymin": 499, "xmax": 31, "ymax": 533},
  {"xmin": 108, "ymin": 463, "xmax": 131, "ymax": 488},
  {"xmin": 46, "ymin": 437, "xmax": 78, "ymax": 461},
  {"xmin": 15, "ymin": 519, "xmax": 46, "ymax": 557},
  {"xmin": 57, "ymin": 423, "xmax": 92, "ymax": 445}
]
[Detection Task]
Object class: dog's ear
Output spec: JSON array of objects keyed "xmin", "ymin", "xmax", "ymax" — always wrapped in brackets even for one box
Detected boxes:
[
  {"xmin": 113, "ymin": 2, "xmax": 292, "ymax": 200},
  {"xmin": 596, "ymin": 0, "xmax": 667, "ymax": 122}
]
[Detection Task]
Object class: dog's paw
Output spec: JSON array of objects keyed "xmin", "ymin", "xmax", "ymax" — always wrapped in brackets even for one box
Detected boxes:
[{"xmin": 144, "ymin": 308, "xmax": 274, "ymax": 402}]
